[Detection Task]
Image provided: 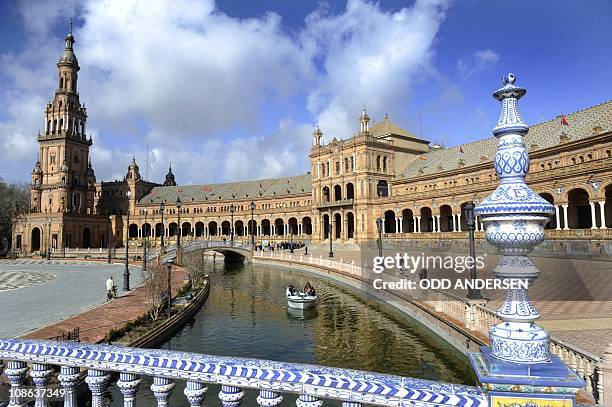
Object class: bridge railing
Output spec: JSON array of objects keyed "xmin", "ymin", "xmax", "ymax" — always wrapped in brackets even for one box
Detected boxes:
[
  {"xmin": 254, "ymin": 250, "xmax": 603, "ymax": 403},
  {"xmin": 0, "ymin": 339, "xmax": 485, "ymax": 407}
]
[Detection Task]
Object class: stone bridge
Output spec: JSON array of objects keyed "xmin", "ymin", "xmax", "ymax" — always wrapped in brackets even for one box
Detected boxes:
[{"xmin": 155, "ymin": 241, "xmax": 253, "ymax": 264}]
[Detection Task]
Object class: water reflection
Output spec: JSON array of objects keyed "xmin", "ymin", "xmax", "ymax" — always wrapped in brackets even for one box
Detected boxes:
[{"xmin": 107, "ymin": 260, "xmax": 475, "ymax": 406}]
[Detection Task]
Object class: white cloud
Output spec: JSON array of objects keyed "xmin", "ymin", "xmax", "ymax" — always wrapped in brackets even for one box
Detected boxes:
[
  {"xmin": 0, "ymin": 0, "xmax": 450, "ymax": 184},
  {"xmin": 457, "ymin": 49, "xmax": 499, "ymax": 79},
  {"xmin": 303, "ymin": 0, "xmax": 450, "ymax": 140}
]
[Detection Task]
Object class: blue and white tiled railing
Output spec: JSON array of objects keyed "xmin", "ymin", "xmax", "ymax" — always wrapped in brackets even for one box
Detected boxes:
[{"xmin": 0, "ymin": 339, "xmax": 486, "ymax": 407}]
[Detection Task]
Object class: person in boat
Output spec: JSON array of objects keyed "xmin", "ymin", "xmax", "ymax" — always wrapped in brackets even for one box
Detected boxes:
[
  {"xmin": 303, "ymin": 282, "xmax": 315, "ymax": 297},
  {"xmin": 286, "ymin": 285, "xmax": 297, "ymax": 296}
]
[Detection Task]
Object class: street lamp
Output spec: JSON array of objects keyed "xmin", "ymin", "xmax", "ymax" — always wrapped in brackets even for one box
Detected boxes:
[
  {"xmin": 123, "ymin": 190, "xmax": 132, "ymax": 291},
  {"xmin": 328, "ymin": 221, "xmax": 334, "ymax": 258},
  {"xmin": 160, "ymin": 201, "xmax": 165, "ymax": 248},
  {"xmin": 143, "ymin": 208, "xmax": 148, "ymax": 271},
  {"xmin": 376, "ymin": 217, "xmax": 383, "ymax": 258},
  {"xmin": 464, "ymin": 201, "xmax": 482, "ymax": 300},
  {"xmin": 229, "ymin": 205, "xmax": 235, "ymax": 246},
  {"xmin": 47, "ymin": 218, "xmax": 51, "ymax": 260},
  {"xmin": 107, "ymin": 216, "xmax": 112, "ymax": 264},
  {"xmin": 249, "ymin": 201, "xmax": 256, "ymax": 249},
  {"xmin": 166, "ymin": 259, "xmax": 173, "ymax": 319},
  {"xmin": 176, "ymin": 197, "xmax": 182, "ymax": 248},
  {"xmin": 290, "ymin": 233, "xmax": 294, "ymax": 254}
]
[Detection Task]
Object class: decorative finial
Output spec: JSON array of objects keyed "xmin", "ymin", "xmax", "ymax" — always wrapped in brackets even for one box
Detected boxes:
[
  {"xmin": 69, "ymin": 18, "xmax": 73, "ymax": 34},
  {"xmin": 502, "ymin": 72, "xmax": 515, "ymax": 85},
  {"xmin": 492, "ymin": 72, "xmax": 528, "ymax": 136}
]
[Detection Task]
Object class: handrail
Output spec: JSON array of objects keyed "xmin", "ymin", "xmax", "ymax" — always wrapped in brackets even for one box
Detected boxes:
[{"xmin": 0, "ymin": 338, "xmax": 485, "ymax": 407}]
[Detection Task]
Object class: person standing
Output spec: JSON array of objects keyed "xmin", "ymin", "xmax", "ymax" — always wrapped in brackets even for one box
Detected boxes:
[{"xmin": 106, "ymin": 276, "xmax": 115, "ymax": 300}]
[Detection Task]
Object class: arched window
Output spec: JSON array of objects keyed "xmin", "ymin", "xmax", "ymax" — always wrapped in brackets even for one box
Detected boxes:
[
  {"xmin": 59, "ymin": 77, "xmax": 64, "ymax": 89},
  {"xmin": 382, "ymin": 156, "xmax": 387, "ymax": 173}
]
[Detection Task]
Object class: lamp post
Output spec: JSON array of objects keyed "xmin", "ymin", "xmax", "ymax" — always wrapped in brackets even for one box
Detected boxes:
[
  {"xmin": 123, "ymin": 190, "xmax": 132, "ymax": 292},
  {"xmin": 229, "ymin": 205, "xmax": 235, "ymax": 245},
  {"xmin": 464, "ymin": 201, "xmax": 482, "ymax": 300},
  {"xmin": 160, "ymin": 201, "xmax": 165, "ymax": 248},
  {"xmin": 47, "ymin": 218, "xmax": 51, "ymax": 260},
  {"xmin": 143, "ymin": 208, "xmax": 148, "ymax": 271},
  {"xmin": 290, "ymin": 233, "xmax": 294, "ymax": 253},
  {"xmin": 176, "ymin": 197, "xmax": 182, "ymax": 248},
  {"xmin": 107, "ymin": 216, "xmax": 112, "ymax": 264},
  {"xmin": 249, "ymin": 201, "xmax": 256, "ymax": 249},
  {"xmin": 166, "ymin": 259, "xmax": 173, "ymax": 319},
  {"xmin": 328, "ymin": 221, "xmax": 334, "ymax": 258},
  {"xmin": 376, "ymin": 217, "xmax": 383, "ymax": 258}
]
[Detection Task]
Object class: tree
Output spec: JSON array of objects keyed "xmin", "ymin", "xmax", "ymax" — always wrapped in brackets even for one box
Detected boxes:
[
  {"xmin": 0, "ymin": 178, "xmax": 30, "ymax": 254},
  {"xmin": 141, "ymin": 265, "xmax": 168, "ymax": 321}
]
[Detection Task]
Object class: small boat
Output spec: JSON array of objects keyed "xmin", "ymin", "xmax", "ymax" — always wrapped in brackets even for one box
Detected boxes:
[{"xmin": 287, "ymin": 292, "xmax": 317, "ymax": 309}]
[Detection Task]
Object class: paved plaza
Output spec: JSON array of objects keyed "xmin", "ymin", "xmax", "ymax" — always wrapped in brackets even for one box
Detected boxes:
[
  {"xmin": 301, "ymin": 244, "xmax": 612, "ymax": 357},
  {"xmin": 0, "ymin": 260, "xmax": 141, "ymax": 338}
]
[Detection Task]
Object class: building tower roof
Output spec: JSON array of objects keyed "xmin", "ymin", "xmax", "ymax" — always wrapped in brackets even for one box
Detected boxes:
[
  {"xmin": 58, "ymin": 24, "xmax": 79, "ymax": 69},
  {"xmin": 163, "ymin": 164, "xmax": 177, "ymax": 186}
]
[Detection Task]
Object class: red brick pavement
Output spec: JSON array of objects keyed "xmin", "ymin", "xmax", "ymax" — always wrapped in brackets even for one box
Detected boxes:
[{"xmin": 21, "ymin": 262, "xmax": 188, "ymax": 344}]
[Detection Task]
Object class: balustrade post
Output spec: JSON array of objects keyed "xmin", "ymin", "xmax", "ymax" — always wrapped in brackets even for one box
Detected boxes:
[
  {"xmin": 342, "ymin": 403, "xmax": 363, "ymax": 407},
  {"xmin": 85, "ymin": 369, "xmax": 110, "ymax": 407},
  {"xmin": 151, "ymin": 376, "xmax": 175, "ymax": 407},
  {"xmin": 58, "ymin": 365, "xmax": 80, "ymax": 407},
  {"xmin": 256, "ymin": 390, "xmax": 283, "ymax": 407},
  {"xmin": 6, "ymin": 360, "xmax": 28, "ymax": 407},
  {"xmin": 467, "ymin": 73, "xmax": 585, "ymax": 406},
  {"xmin": 601, "ymin": 343, "xmax": 612, "ymax": 405},
  {"xmin": 117, "ymin": 372, "xmax": 141, "ymax": 407},
  {"xmin": 219, "ymin": 385, "xmax": 244, "ymax": 407},
  {"xmin": 296, "ymin": 394, "xmax": 322, "ymax": 407},
  {"xmin": 31, "ymin": 363, "xmax": 54, "ymax": 407},
  {"xmin": 184, "ymin": 381, "xmax": 208, "ymax": 407}
]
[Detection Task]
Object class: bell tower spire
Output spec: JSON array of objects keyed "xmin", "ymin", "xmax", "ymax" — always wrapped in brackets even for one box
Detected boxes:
[{"xmin": 32, "ymin": 27, "xmax": 95, "ymax": 215}]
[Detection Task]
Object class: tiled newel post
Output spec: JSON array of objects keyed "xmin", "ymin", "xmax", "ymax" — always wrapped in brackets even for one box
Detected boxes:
[{"xmin": 468, "ymin": 74, "xmax": 585, "ymax": 406}]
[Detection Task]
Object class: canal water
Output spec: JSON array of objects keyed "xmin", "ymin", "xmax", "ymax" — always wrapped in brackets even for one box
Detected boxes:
[{"xmin": 107, "ymin": 261, "xmax": 476, "ymax": 406}]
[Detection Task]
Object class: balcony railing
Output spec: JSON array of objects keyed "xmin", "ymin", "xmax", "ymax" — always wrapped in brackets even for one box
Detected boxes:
[
  {"xmin": 317, "ymin": 198, "xmax": 354, "ymax": 209},
  {"xmin": 0, "ymin": 339, "xmax": 485, "ymax": 407}
]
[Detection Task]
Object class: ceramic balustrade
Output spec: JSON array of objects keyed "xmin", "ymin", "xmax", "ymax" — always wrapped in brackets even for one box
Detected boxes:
[{"xmin": 0, "ymin": 339, "xmax": 485, "ymax": 407}]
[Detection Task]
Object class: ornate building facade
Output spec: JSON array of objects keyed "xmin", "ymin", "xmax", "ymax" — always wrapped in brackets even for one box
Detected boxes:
[{"xmin": 12, "ymin": 31, "xmax": 612, "ymax": 254}]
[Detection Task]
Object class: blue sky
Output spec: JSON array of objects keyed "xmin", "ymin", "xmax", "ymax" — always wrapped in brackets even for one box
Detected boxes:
[{"xmin": 0, "ymin": 0, "xmax": 610, "ymax": 184}]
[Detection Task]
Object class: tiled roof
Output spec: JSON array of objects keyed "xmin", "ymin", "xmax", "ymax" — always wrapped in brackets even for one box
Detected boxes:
[
  {"xmin": 139, "ymin": 173, "xmax": 312, "ymax": 205},
  {"xmin": 370, "ymin": 115, "xmax": 421, "ymax": 139},
  {"xmin": 402, "ymin": 100, "xmax": 612, "ymax": 179}
]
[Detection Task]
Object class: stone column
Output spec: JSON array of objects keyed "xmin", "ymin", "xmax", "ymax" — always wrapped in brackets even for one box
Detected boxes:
[
  {"xmin": 85, "ymin": 369, "xmax": 110, "ymax": 407},
  {"xmin": 415, "ymin": 216, "xmax": 421, "ymax": 233},
  {"xmin": 31, "ymin": 363, "xmax": 53, "ymax": 407},
  {"xmin": 117, "ymin": 373, "xmax": 141, "ymax": 407},
  {"xmin": 435, "ymin": 215, "xmax": 441, "ymax": 232},
  {"xmin": 257, "ymin": 390, "xmax": 283, "ymax": 407},
  {"xmin": 219, "ymin": 385, "xmax": 244, "ymax": 407},
  {"xmin": 562, "ymin": 204, "xmax": 569, "ymax": 229},
  {"xmin": 599, "ymin": 201, "xmax": 607, "ymax": 229},
  {"xmin": 555, "ymin": 205, "xmax": 561, "ymax": 230},
  {"xmin": 590, "ymin": 201, "xmax": 598, "ymax": 229},
  {"xmin": 151, "ymin": 376, "xmax": 174, "ymax": 407},
  {"xmin": 58, "ymin": 366, "xmax": 80, "ymax": 407},
  {"xmin": 6, "ymin": 360, "xmax": 28, "ymax": 406},
  {"xmin": 457, "ymin": 213, "xmax": 462, "ymax": 232},
  {"xmin": 397, "ymin": 217, "xmax": 403, "ymax": 233},
  {"xmin": 184, "ymin": 381, "xmax": 208, "ymax": 407}
]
